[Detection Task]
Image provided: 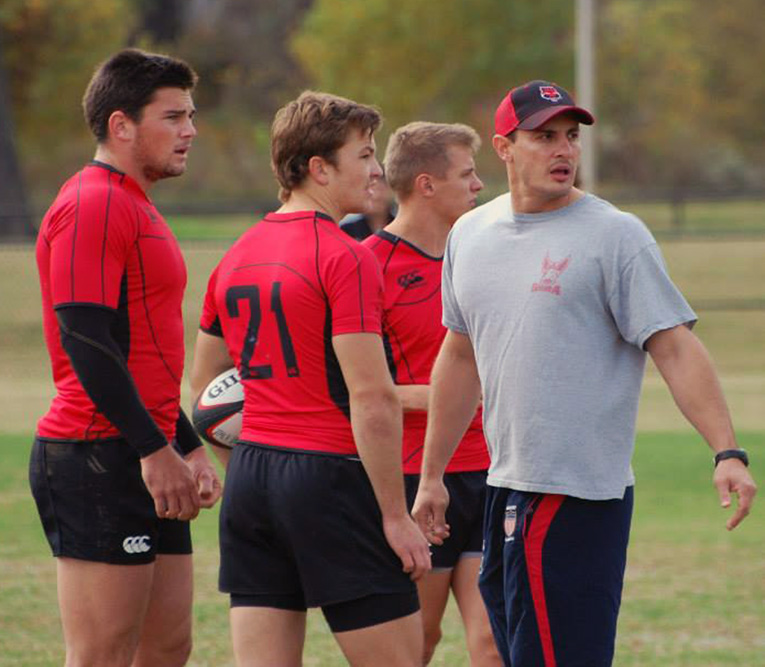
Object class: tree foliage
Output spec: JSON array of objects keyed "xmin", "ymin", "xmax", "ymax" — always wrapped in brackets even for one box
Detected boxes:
[
  {"xmin": 597, "ymin": 0, "xmax": 765, "ymax": 190},
  {"xmin": 292, "ymin": 0, "xmax": 575, "ymax": 131},
  {"xmin": 0, "ymin": 0, "xmax": 137, "ymax": 199},
  {"xmin": 2, "ymin": 0, "xmax": 764, "ymax": 202},
  {"xmin": 294, "ymin": 0, "xmax": 765, "ymax": 191},
  {"xmin": 598, "ymin": 0, "xmax": 707, "ymax": 188},
  {"xmin": 173, "ymin": 0, "xmax": 312, "ymax": 116}
]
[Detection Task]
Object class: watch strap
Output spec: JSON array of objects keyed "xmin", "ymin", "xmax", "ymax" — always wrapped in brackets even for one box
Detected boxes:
[{"xmin": 713, "ymin": 449, "xmax": 749, "ymax": 467}]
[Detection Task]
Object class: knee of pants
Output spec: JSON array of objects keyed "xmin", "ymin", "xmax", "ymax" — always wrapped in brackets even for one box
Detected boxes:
[{"xmin": 478, "ymin": 577, "xmax": 503, "ymax": 612}]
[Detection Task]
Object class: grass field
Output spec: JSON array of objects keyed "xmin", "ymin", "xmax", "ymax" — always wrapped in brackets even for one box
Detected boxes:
[
  {"xmin": 3, "ymin": 237, "xmax": 765, "ymax": 432},
  {"xmin": 1, "ymin": 217, "xmax": 764, "ymax": 665},
  {"xmin": 1, "ymin": 432, "xmax": 762, "ymax": 666}
]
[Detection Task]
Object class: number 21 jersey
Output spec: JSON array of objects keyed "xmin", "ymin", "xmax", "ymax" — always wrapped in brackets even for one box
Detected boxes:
[{"xmin": 200, "ymin": 210, "xmax": 384, "ymax": 455}]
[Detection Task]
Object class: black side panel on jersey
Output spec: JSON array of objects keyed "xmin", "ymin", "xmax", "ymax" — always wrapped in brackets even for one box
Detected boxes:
[
  {"xmin": 382, "ymin": 332, "xmax": 398, "ymax": 383},
  {"xmin": 112, "ymin": 272, "xmax": 130, "ymax": 360},
  {"xmin": 323, "ymin": 303, "xmax": 351, "ymax": 420}
]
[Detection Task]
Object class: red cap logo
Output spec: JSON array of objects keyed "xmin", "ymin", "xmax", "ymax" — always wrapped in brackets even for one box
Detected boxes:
[{"xmin": 539, "ymin": 86, "xmax": 562, "ymax": 103}]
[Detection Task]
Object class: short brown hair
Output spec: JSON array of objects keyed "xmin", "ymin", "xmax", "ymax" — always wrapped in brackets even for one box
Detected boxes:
[
  {"xmin": 271, "ymin": 91, "xmax": 382, "ymax": 202},
  {"xmin": 384, "ymin": 122, "xmax": 481, "ymax": 200},
  {"xmin": 83, "ymin": 48, "xmax": 197, "ymax": 143}
]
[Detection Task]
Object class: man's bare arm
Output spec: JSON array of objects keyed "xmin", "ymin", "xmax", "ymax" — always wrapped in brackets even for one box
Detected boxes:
[
  {"xmin": 646, "ymin": 325, "xmax": 757, "ymax": 530},
  {"xmin": 333, "ymin": 332, "xmax": 431, "ymax": 580},
  {"xmin": 395, "ymin": 384, "xmax": 429, "ymax": 412},
  {"xmin": 413, "ymin": 330, "xmax": 482, "ymax": 543}
]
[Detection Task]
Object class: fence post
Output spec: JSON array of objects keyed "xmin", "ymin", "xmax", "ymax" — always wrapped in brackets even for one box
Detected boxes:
[{"xmin": 670, "ymin": 189, "xmax": 686, "ymax": 231}]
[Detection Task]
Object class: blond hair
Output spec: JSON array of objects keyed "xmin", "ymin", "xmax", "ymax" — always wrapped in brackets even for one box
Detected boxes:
[{"xmin": 384, "ymin": 122, "xmax": 481, "ymax": 199}]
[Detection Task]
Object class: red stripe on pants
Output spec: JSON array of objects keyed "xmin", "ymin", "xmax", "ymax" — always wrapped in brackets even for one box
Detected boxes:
[{"xmin": 524, "ymin": 494, "xmax": 565, "ymax": 667}]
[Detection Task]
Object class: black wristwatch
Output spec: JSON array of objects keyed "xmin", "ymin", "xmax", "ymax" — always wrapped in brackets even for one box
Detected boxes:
[{"xmin": 713, "ymin": 449, "xmax": 749, "ymax": 467}]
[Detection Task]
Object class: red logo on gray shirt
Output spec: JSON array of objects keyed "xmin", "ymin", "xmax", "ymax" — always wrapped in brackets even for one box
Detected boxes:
[{"xmin": 532, "ymin": 253, "xmax": 571, "ymax": 295}]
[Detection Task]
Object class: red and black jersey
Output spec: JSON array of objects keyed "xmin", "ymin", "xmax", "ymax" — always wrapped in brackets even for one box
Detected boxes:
[
  {"xmin": 200, "ymin": 210, "xmax": 384, "ymax": 456},
  {"xmin": 363, "ymin": 230, "xmax": 488, "ymax": 473},
  {"xmin": 36, "ymin": 161, "xmax": 187, "ymax": 442}
]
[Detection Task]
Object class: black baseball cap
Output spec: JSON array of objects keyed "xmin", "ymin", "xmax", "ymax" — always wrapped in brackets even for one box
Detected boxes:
[{"xmin": 494, "ymin": 80, "xmax": 594, "ymax": 136}]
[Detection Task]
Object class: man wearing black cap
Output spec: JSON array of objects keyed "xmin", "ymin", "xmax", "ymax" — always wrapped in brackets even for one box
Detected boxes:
[{"xmin": 412, "ymin": 80, "xmax": 756, "ymax": 666}]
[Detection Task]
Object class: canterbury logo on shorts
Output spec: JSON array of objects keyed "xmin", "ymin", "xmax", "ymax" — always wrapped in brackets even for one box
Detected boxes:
[{"xmin": 122, "ymin": 535, "xmax": 151, "ymax": 554}]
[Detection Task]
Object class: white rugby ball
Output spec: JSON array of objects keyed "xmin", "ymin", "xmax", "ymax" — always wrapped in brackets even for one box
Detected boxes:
[{"xmin": 192, "ymin": 367, "xmax": 243, "ymax": 449}]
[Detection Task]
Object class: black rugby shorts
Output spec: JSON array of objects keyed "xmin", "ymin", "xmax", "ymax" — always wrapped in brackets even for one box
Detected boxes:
[
  {"xmin": 219, "ymin": 442, "xmax": 417, "ymax": 612},
  {"xmin": 29, "ymin": 437, "xmax": 192, "ymax": 565}
]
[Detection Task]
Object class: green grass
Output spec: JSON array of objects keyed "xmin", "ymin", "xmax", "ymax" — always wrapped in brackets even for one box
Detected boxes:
[
  {"xmin": 1, "ymin": 433, "xmax": 762, "ymax": 666},
  {"xmin": 164, "ymin": 214, "xmax": 258, "ymax": 242}
]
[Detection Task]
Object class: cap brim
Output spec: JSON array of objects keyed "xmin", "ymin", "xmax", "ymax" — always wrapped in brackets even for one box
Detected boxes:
[{"xmin": 516, "ymin": 106, "xmax": 595, "ymax": 130}]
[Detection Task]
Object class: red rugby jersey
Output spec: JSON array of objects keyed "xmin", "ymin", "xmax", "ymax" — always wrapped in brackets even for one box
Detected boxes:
[
  {"xmin": 200, "ymin": 210, "xmax": 384, "ymax": 455},
  {"xmin": 363, "ymin": 230, "xmax": 488, "ymax": 473},
  {"xmin": 36, "ymin": 162, "xmax": 186, "ymax": 442}
]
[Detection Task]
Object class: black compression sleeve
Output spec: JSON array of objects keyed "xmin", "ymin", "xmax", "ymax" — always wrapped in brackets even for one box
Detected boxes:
[
  {"xmin": 56, "ymin": 305, "xmax": 167, "ymax": 458},
  {"xmin": 175, "ymin": 408, "xmax": 203, "ymax": 456}
]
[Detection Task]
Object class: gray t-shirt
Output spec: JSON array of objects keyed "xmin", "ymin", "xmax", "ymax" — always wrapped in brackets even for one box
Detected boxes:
[{"xmin": 443, "ymin": 193, "xmax": 696, "ymax": 500}]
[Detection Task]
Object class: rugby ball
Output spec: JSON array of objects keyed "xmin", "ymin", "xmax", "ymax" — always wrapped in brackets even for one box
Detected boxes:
[{"xmin": 192, "ymin": 367, "xmax": 243, "ymax": 448}]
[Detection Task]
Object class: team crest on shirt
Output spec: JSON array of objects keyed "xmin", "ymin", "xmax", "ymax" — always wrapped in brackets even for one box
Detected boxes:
[
  {"xmin": 539, "ymin": 85, "xmax": 562, "ymax": 103},
  {"xmin": 532, "ymin": 252, "xmax": 571, "ymax": 296},
  {"xmin": 504, "ymin": 505, "xmax": 517, "ymax": 542},
  {"xmin": 397, "ymin": 270, "xmax": 425, "ymax": 290}
]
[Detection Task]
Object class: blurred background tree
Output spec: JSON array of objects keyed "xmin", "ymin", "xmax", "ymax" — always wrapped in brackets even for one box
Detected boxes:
[
  {"xmin": 1, "ymin": 0, "xmax": 136, "ymax": 204},
  {"xmin": 1, "ymin": 0, "xmax": 764, "ymax": 226},
  {"xmin": 598, "ymin": 0, "xmax": 765, "ymax": 195}
]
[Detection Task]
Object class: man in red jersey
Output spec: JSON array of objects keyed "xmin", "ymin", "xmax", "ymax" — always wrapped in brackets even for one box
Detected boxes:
[
  {"xmin": 191, "ymin": 91, "xmax": 431, "ymax": 666},
  {"xmin": 363, "ymin": 122, "xmax": 500, "ymax": 666},
  {"xmin": 30, "ymin": 49, "xmax": 221, "ymax": 667}
]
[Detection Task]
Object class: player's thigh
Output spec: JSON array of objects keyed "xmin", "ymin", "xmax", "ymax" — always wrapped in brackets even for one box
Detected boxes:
[
  {"xmin": 230, "ymin": 607, "xmax": 306, "ymax": 667},
  {"xmin": 452, "ymin": 556, "xmax": 503, "ymax": 666},
  {"xmin": 333, "ymin": 609, "xmax": 423, "ymax": 667},
  {"xmin": 57, "ymin": 557, "xmax": 154, "ymax": 661},
  {"xmin": 133, "ymin": 554, "xmax": 193, "ymax": 667}
]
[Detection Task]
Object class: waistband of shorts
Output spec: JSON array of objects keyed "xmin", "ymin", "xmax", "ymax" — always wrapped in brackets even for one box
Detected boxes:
[
  {"xmin": 238, "ymin": 439, "xmax": 361, "ymax": 462},
  {"xmin": 34, "ymin": 435, "xmax": 126, "ymax": 446}
]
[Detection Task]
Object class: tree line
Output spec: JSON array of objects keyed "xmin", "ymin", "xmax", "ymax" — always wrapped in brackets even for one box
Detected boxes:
[{"xmin": 2, "ymin": 0, "xmax": 764, "ymax": 237}]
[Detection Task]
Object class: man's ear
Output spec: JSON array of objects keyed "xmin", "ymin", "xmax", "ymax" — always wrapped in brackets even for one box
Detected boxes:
[
  {"xmin": 492, "ymin": 134, "xmax": 513, "ymax": 163},
  {"xmin": 413, "ymin": 173, "xmax": 435, "ymax": 198},
  {"xmin": 108, "ymin": 111, "xmax": 135, "ymax": 143},
  {"xmin": 308, "ymin": 155, "xmax": 330, "ymax": 186}
]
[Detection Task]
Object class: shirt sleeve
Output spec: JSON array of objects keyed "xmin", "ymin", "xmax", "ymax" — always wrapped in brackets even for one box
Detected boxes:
[
  {"xmin": 608, "ymin": 243, "xmax": 697, "ymax": 349},
  {"xmin": 174, "ymin": 408, "xmax": 203, "ymax": 455},
  {"xmin": 49, "ymin": 183, "xmax": 139, "ymax": 308},
  {"xmin": 200, "ymin": 265, "xmax": 223, "ymax": 336},
  {"xmin": 325, "ymin": 241, "xmax": 383, "ymax": 336},
  {"xmin": 441, "ymin": 229, "xmax": 469, "ymax": 334}
]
